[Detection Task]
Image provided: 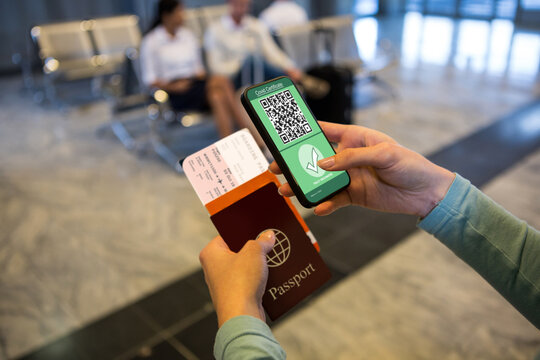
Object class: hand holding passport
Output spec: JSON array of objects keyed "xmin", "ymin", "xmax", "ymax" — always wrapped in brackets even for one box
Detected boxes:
[
  {"xmin": 199, "ymin": 229, "xmax": 276, "ymax": 326},
  {"xmin": 210, "ymin": 181, "xmax": 331, "ymax": 320},
  {"xmin": 182, "ymin": 130, "xmax": 331, "ymax": 321}
]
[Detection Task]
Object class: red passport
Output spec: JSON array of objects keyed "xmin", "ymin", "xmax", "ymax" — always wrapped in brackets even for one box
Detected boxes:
[{"xmin": 210, "ymin": 181, "xmax": 331, "ymax": 320}]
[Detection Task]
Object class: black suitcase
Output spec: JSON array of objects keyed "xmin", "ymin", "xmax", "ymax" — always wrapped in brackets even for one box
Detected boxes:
[
  {"xmin": 303, "ymin": 25, "xmax": 354, "ymax": 124},
  {"xmin": 305, "ymin": 65, "xmax": 353, "ymax": 124}
]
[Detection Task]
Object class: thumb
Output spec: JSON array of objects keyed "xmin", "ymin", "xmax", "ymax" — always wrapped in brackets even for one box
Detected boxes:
[
  {"xmin": 318, "ymin": 143, "xmax": 397, "ymax": 171},
  {"xmin": 239, "ymin": 230, "xmax": 276, "ymax": 257},
  {"xmin": 256, "ymin": 230, "xmax": 276, "ymax": 254}
]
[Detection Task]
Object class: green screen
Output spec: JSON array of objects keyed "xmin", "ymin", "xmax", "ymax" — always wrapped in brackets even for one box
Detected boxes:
[{"xmin": 247, "ymin": 78, "xmax": 348, "ymax": 203}]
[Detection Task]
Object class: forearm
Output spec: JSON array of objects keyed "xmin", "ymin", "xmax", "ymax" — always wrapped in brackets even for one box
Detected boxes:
[
  {"xmin": 151, "ymin": 78, "xmax": 195, "ymax": 94},
  {"xmin": 151, "ymin": 81, "xmax": 176, "ymax": 93},
  {"xmin": 418, "ymin": 174, "xmax": 540, "ymax": 328},
  {"xmin": 206, "ymin": 50, "xmax": 240, "ymax": 77},
  {"xmin": 214, "ymin": 316, "xmax": 286, "ymax": 360},
  {"xmin": 264, "ymin": 49, "xmax": 294, "ymax": 72},
  {"xmin": 260, "ymin": 30, "xmax": 295, "ymax": 71}
]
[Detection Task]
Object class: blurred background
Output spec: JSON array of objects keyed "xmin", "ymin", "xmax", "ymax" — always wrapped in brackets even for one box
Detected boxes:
[{"xmin": 0, "ymin": 0, "xmax": 539, "ymax": 359}]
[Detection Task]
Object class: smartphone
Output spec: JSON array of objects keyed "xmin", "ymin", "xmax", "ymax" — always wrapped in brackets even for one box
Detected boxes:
[{"xmin": 241, "ymin": 76, "xmax": 350, "ymax": 208}]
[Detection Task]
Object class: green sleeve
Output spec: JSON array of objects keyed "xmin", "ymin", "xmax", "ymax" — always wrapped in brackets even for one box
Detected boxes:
[
  {"xmin": 214, "ymin": 315, "xmax": 286, "ymax": 360},
  {"xmin": 418, "ymin": 174, "xmax": 540, "ymax": 328}
]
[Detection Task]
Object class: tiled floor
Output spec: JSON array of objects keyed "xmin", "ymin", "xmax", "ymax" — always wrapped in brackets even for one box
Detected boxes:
[{"xmin": 1, "ymin": 13, "xmax": 539, "ymax": 360}]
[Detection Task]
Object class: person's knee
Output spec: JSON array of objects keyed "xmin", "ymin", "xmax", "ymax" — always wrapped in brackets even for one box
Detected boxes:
[
  {"xmin": 212, "ymin": 75, "xmax": 229, "ymax": 84},
  {"xmin": 207, "ymin": 92, "xmax": 223, "ymax": 104},
  {"xmin": 209, "ymin": 75, "xmax": 233, "ymax": 91},
  {"xmin": 209, "ymin": 76, "xmax": 236, "ymax": 101},
  {"xmin": 206, "ymin": 85, "xmax": 226, "ymax": 103}
]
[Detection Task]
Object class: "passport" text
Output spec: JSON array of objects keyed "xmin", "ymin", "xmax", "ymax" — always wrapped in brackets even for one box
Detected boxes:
[{"xmin": 268, "ymin": 263, "xmax": 316, "ymax": 300}]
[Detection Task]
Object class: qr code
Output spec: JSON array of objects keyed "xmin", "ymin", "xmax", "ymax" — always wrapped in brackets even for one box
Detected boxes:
[{"xmin": 260, "ymin": 90, "xmax": 312, "ymax": 145}]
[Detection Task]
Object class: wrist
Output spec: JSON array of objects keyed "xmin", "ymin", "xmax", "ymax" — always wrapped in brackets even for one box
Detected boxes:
[
  {"xmin": 216, "ymin": 299, "xmax": 264, "ymax": 328},
  {"xmin": 419, "ymin": 167, "xmax": 455, "ymax": 218}
]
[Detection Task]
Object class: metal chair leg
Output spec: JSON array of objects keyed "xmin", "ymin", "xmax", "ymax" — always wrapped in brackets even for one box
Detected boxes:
[
  {"xmin": 110, "ymin": 121, "xmax": 137, "ymax": 150},
  {"xmin": 150, "ymin": 138, "xmax": 183, "ymax": 173}
]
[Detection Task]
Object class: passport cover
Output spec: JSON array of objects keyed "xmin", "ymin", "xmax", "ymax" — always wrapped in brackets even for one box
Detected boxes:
[
  {"xmin": 206, "ymin": 171, "xmax": 320, "ymax": 251},
  {"xmin": 210, "ymin": 182, "xmax": 332, "ymax": 320}
]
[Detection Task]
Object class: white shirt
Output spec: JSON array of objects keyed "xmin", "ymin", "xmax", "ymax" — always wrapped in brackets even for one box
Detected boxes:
[
  {"xmin": 259, "ymin": 1, "xmax": 308, "ymax": 33},
  {"xmin": 140, "ymin": 25, "xmax": 204, "ymax": 86},
  {"xmin": 204, "ymin": 14, "xmax": 295, "ymax": 77}
]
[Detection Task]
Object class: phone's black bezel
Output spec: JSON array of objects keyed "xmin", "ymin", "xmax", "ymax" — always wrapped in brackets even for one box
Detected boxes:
[{"xmin": 241, "ymin": 76, "xmax": 350, "ymax": 208}]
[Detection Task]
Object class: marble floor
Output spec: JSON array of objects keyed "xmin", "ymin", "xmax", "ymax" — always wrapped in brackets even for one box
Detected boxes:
[
  {"xmin": 0, "ymin": 81, "xmax": 219, "ymax": 359},
  {"xmin": 1, "ymin": 13, "xmax": 540, "ymax": 360}
]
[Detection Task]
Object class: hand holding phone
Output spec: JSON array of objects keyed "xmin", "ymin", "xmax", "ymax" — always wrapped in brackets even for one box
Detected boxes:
[
  {"xmin": 241, "ymin": 76, "xmax": 350, "ymax": 208},
  {"xmin": 271, "ymin": 121, "xmax": 456, "ymax": 218}
]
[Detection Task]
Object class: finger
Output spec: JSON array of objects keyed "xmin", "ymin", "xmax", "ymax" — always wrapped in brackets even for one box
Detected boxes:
[
  {"xmin": 199, "ymin": 235, "xmax": 230, "ymax": 265},
  {"xmin": 241, "ymin": 229, "xmax": 275, "ymax": 256},
  {"xmin": 318, "ymin": 143, "xmax": 398, "ymax": 171},
  {"xmin": 268, "ymin": 161, "xmax": 282, "ymax": 174},
  {"xmin": 255, "ymin": 230, "xmax": 276, "ymax": 253},
  {"xmin": 318, "ymin": 121, "xmax": 349, "ymax": 143},
  {"xmin": 277, "ymin": 183, "xmax": 294, "ymax": 197},
  {"xmin": 314, "ymin": 191, "xmax": 352, "ymax": 216}
]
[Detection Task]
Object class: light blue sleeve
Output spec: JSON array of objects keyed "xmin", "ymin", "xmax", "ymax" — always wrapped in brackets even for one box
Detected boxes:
[
  {"xmin": 418, "ymin": 174, "xmax": 540, "ymax": 328},
  {"xmin": 214, "ymin": 315, "xmax": 286, "ymax": 360}
]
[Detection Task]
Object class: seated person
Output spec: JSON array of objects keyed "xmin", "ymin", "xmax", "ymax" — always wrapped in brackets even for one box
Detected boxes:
[
  {"xmin": 259, "ymin": 0, "xmax": 309, "ymax": 33},
  {"xmin": 140, "ymin": 0, "xmax": 251, "ymax": 139},
  {"xmin": 204, "ymin": 0, "xmax": 303, "ymax": 89}
]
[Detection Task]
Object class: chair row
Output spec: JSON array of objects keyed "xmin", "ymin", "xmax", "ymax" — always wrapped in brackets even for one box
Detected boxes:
[
  {"xmin": 31, "ymin": 15, "xmax": 141, "ymax": 82},
  {"xmin": 31, "ymin": 10, "xmax": 362, "ymax": 87},
  {"xmin": 276, "ymin": 15, "xmax": 362, "ymax": 71},
  {"xmin": 183, "ymin": 5, "xmax": 229, "ymax": 42},
  {"xmin": 29, "ymin": 5, "xmax": 229, "ymax": 104}
]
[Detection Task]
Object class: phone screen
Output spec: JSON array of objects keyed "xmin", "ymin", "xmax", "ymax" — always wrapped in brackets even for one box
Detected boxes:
[{"xmin": 245, "ymin": 77, "xmax": 349, "ymax": 204}]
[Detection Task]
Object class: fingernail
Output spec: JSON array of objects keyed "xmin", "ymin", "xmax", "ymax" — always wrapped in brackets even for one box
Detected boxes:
[
  {"xmin": 318, "ymin": 156, "xmax": 335, "ymax": 168},
  {"xmin": 263, "ymin": 230, "xmax": 275, "ymax": 241},
  {"xmin": 277, "ymin": 187, "xmax": 284, "ymax": 196}
]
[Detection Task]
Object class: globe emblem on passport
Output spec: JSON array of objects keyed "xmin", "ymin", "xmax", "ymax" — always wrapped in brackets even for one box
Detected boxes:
[{"xmin": 258, "ymin": 228, "xmax": 290, "ymax": 268}]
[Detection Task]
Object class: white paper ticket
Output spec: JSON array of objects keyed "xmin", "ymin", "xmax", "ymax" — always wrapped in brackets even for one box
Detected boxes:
[{"xmin": 182, "ymin": 129, "xmax": 269, "ymax": 205}]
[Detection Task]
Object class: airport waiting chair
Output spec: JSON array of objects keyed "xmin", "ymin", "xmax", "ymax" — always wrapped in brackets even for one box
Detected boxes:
[
  {"xmin": 31, "ymin": 20, "xmax": 103, "ymax": 103},
  {"xmin": 99, "ymin": 44, "xmax": 216, "ymax": 173},
  {"xmin": 96, "ymin": 47, "xmax": 185, "ymax": 171},
  {"xmin": 276, "ymin": 16, "xmax": 366, "ymax": 70},
  {"xmin": 199, "ymin": 5, "xmax": 229, "ymax": 30},
  {"xmin": 92, "ymin": 15, "xmax": 141, "ymax": 70},
  {"xmin": 317, "ymin": 16, "xmax": 397, "ymax": 75},
  {"xmin": 92, "ymin": 15, "xmax": 144, "ymax": 105},
  {"xmin": 31, "ymin": 16, "xmax": 142, "ymax": 105},
  {"xmin": 276, "ymin": 16, "xmax": 397, "ymax": 98},
  {"xmin": 183, "ymin": 8, "xmax": 205, "ymax": 41},
  {"xmin": 182, "ymin": 4, "xmax": 228, "ymax": 42},
  {"xmin": 317, "ymin": 16, "xmax": 366, "ymax": 69},
  {"xmin": 274, "ymin": 22, "xmax": 317, "ymax": 70},
  {"xmin": 96, "ymin": 6, "xmax": 238, "ymax": 172}
]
